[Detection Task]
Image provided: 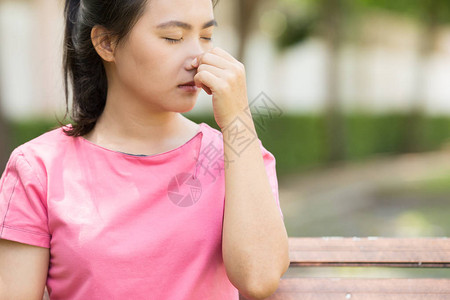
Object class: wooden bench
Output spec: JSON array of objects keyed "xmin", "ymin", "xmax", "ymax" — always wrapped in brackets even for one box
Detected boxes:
[
  {"xmin": 42, "ymin": 237, "xmax": 449, "ymax": 299},
  {"xmin": 241, "ymin": 237, "xmax": 450, "ymax": 299}
]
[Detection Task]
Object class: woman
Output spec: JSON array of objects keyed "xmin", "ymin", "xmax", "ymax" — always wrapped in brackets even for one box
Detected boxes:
[{"xmin": 0, "ymin": 0, "xmax": 289, "ymax": 299}]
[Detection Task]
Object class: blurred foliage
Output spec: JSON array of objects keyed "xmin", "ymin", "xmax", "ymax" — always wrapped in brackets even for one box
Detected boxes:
[
  {"xmin": 274, "ymin": 0, "xmax": 450, "ymax": 50},
  {"xmin": 9, "ymin": 114, "xmax": 450, "ymax": 179},
  {"xmin": 357, "ymin": 0, "xmax": 450, "ymax": 23},
  {"xmin": 8, "ymin": 118, "xmax": 60, "ymax": 155},
  {"xmin": 253, "ymin": 113, "xmax": 450, "ymax": 177},
  {"xmin": 275, "ymin": 15, "xmax": 318, "ymax": 50}
]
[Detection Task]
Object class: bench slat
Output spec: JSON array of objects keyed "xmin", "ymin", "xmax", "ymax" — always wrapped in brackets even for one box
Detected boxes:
[
  {"xmin": 239, "ymin": 238, "xmax": 450, "ymax": 299},
  {"xmin": 265, "ymin": 278, "xmax": 450, "ymax": 299},
  {"xmin": 289, "ymin": 237, "xmax": 450, "ymax": 266}
]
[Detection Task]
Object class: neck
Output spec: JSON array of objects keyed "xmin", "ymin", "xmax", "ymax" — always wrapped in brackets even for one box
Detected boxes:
[
  {"xmin": 83, "ymin": 91, "xmax": 198, "ymax": 155},
  {"xmin": 95, "ymin": 100, "xmax": 182, "ymax": 141}
]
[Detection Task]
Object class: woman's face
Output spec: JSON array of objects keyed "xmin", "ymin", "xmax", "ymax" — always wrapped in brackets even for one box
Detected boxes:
[{"xmin": 109, "ymin": 0, "xmax": 216, "ymax": 113}]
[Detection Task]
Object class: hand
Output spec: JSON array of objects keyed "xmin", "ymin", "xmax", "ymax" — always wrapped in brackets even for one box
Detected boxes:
[{"xmin": 192, "ymin": 47, "xmax": 250, "ymax": 130}]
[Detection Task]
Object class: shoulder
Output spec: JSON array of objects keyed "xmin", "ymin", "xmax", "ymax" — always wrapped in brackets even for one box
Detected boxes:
[
  {"xmin": 6, "ymin": 126, "xmax": 74, "ymax": 178},
  {"xmin": 199, "ymin": 122, "xmax": 223, "ymax": 141},
  {"xmin": 13, "ymin": 126, "xmax": 72, "ymax": 159}
]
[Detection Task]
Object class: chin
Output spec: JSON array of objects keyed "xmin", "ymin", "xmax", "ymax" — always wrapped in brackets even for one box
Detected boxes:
[
  {"xmin": 173, "ymin": 100, "xmax": 198, "ymax": 113},
  {"xmin": 178, "ymin": 104, "xmax": 197, "ymax": 113}
]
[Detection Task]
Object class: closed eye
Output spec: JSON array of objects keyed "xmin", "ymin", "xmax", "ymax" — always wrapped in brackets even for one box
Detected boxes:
[
  {"xmin": 164, "ymin": 37, "xmax": 183, "ymax": 43},
  {"xmin": 164, "ymin": 37, "xmax": 213, "ymax": 44}
]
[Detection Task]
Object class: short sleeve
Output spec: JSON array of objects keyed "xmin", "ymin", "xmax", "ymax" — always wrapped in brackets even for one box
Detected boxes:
[
  {"xmin": 0, "ymin": 150, "xmax": 50, "ymax": 248},
  {"xmin": 259, "ymin": 141, "xmax": 284, "ymax": 221}
]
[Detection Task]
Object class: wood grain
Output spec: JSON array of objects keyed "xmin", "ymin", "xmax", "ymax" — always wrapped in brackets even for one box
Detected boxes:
[
  {"xmin": 288, "ymin": 237, "xmax": 450, "ymax": 267},
  {"xmin": 265, "ymin": 278, "xmax": 450, "ymax": 299}
]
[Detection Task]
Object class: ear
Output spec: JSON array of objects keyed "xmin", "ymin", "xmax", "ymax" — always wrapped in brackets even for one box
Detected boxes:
[{"xmin": 91, "ymin": 25, "xmax": 118, "ymax": 62}]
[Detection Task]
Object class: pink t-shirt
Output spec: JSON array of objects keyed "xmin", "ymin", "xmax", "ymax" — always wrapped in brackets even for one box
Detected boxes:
[{"xmin": 0, "ymin": 122, "xmax": 283, "ymax": 300}]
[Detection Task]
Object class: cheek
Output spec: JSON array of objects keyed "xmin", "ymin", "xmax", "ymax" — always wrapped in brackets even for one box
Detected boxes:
[
  {"xmin": 116, "ymin": 42, "xmax": 170, "ymax": 87},
  {"xmin": 132, "ymin": 39, "xmax": 179, "ymax": 78}
]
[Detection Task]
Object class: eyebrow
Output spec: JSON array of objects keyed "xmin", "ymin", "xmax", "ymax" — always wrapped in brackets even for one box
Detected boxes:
[{"xmin": 156, "ymin": 19, "xmax": 218, "ymax": 30}]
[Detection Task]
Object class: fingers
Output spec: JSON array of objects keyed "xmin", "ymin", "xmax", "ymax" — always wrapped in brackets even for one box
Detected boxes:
[
  {"xmin": 208, "ymin": 47, "xmax": 237, "ymax": 63},
  {"xmin": 194, "ymin": 67, "xmax": 225, "ymax": 95},
  {"xmin": 191, "ymin": 47, "xmax": 238, "ymax": 69},
  {"xmin": 201, "ymin": 83, "xmax": 212, "ymax": 95},
  {"xmin": 196, "ymin": 64, "xmax": 227, "ymax": 82},
  {"xmin": 193, "ymin": 53, "xmax": 230, "ymax": 70},
  {"xmin": 192, "ymin": 47, "xmax": 244, "ymax": 97},
  {"xmin": 194, "ymin": 63, "xmax": 228, "ymax": 93}
]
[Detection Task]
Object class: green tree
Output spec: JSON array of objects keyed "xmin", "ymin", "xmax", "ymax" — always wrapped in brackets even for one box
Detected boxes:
[
  {"xmin": 0, "ymin": 88, "xmax": 10, "ymax": 170},
  {"xmin": 276, "ymin": 0, "xmax": 450, "ymax": 157},
  {"xmin": 277, "ymin": 0, "xmax": 349, "ymax": 163},
  {"xmin": 0, "ymin": 30, "xmax": 10, "ymax": 170},
  {"xmin": 358, "ymin": 0, "xmax": 450, "ymax": 152},
  {"xmin": 236, "ymin": 0, "xmax": 261, "ymax": 61},
  {"xmin": 319, "ymin": 0, "xmax": 347, "ymax": 163}
]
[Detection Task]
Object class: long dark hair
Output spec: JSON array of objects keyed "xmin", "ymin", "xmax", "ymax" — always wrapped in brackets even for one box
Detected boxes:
[{"xmin": 62, "ymin": 0, "xmax": 219, "ymax": 137}]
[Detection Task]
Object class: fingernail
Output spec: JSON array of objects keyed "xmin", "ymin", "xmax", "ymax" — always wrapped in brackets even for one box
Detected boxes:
[{"xmin": 192, "ymin": 58, "xmax": 198, "ymax": 66}]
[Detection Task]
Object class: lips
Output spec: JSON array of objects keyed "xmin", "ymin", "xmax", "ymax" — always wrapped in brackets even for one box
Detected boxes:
[
  {"xmin": 178, "ymin": 81, "xmax": 199, "ymax": 93},
  {"xmin": 178, "ymin": 81, "xmax": 196, "ymax": 87}
]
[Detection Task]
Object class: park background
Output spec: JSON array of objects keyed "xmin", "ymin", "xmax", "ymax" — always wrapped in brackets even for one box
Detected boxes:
[{"xmin": 0, "ymin": 0, "xmax": 449, "ymax": 251}]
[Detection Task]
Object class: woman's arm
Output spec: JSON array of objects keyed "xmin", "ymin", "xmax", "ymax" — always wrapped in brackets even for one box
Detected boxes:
[
  {"xmin": 221, "ymin": 111, "xmax": 290, "ymax": 300},
  {"xmin": 0, "ymin": 239, "xmax": 49, "ymax": 300},
  {"xmin": 193, "ymin": 47, "xmax": 290, "ymax": 299}
]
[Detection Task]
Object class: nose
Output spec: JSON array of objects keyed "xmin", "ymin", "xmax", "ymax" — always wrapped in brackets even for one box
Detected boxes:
[{"xmin": 184, "ymin": 39, "xmax": 210, "ymax": 70}]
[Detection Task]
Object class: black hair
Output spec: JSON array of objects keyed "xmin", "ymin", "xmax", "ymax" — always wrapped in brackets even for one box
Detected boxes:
[{"xmin": 62, "ymin": 0, "xmax": 219, "ymax": 137}]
